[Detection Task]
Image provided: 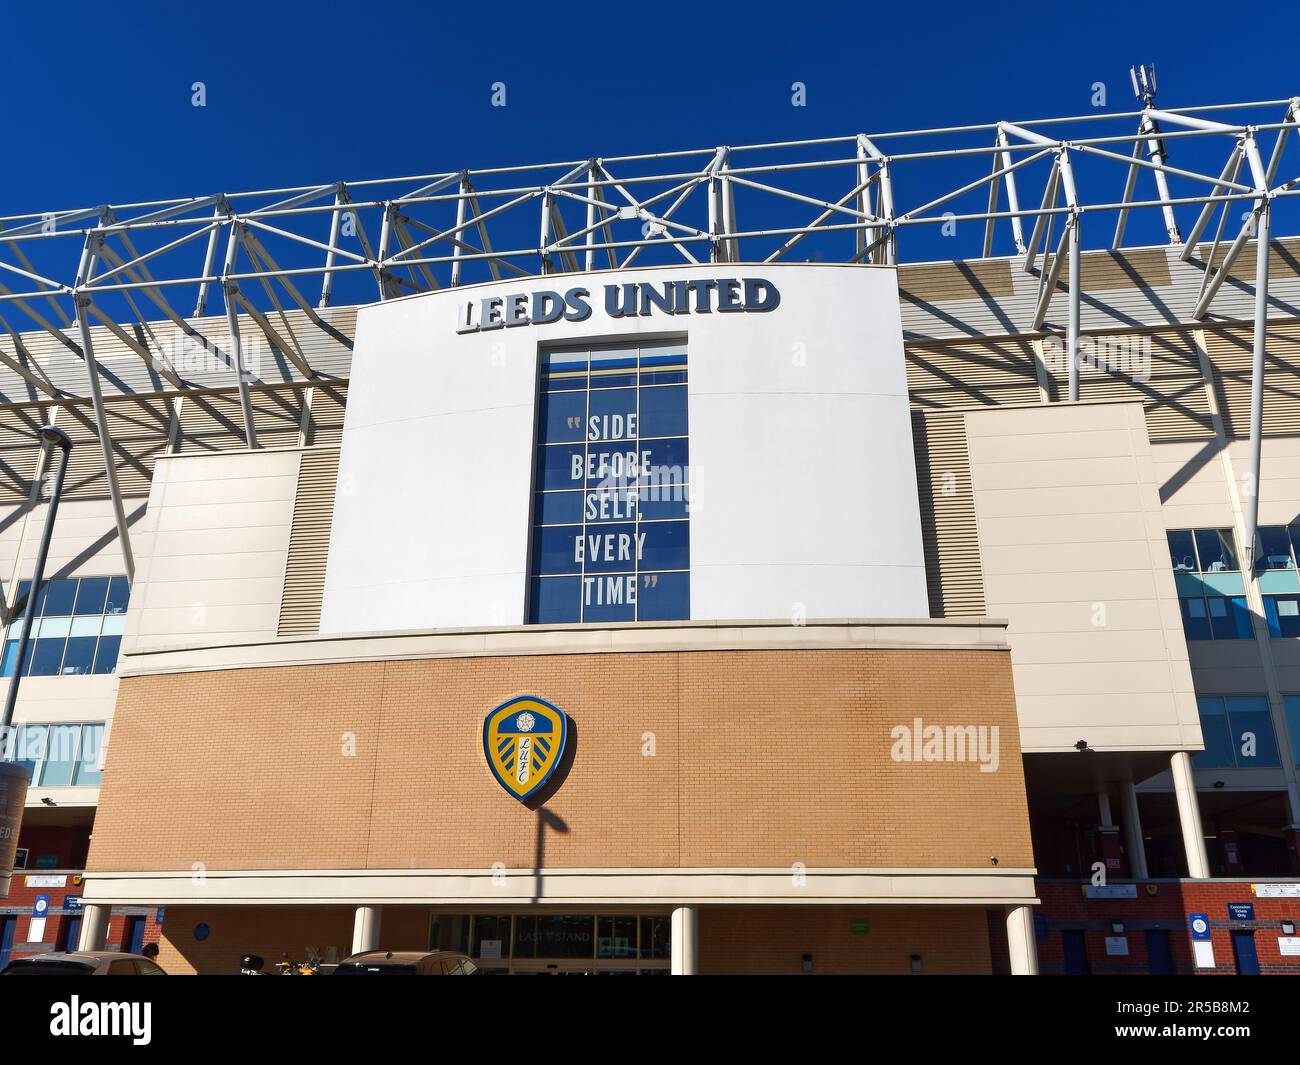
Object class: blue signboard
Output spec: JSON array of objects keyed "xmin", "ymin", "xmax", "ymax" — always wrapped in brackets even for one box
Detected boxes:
[
  {"xmin": 32, "ymin": 894, "xmax": 50, "ymax": 918},
  {"xmin": 1189, "ymin": 912, "xmax": 1211, "ymax": 941},
  {"xmin": 1227, "ymin": 903, "xmax": 1255, "ymax": 921},
  {"xmin": 63, "ymin": 895, "xmax": 82, "ymax": 912}
]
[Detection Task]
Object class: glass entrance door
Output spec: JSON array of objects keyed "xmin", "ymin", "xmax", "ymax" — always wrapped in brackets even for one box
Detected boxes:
[{"xmin": 435, "ymin": 912, "xmax": 671, "ymax": 974}]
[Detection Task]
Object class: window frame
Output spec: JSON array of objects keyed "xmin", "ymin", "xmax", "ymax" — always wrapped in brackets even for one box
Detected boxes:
[
  {"xmin": 1255, "ymin": 525, "xmax": 1299, "ymax": 572},
  {"xmin": 527, "ymin": 340, "xmax": 690, "ymax": 625},
  {"xmin": 1193, "ymin": 694, "xmax": 1281, "ymax": 769},
  {"xmin": 5, "ymin": 721, "xmax": 106, "ymax": 788},
  {"xmin": 1, "ymin": 575, "xmax": 130, "ymax": 679},
  {"xmin": 1168, "ymin": 529, "xmax": 1250, "ymax": 642}
]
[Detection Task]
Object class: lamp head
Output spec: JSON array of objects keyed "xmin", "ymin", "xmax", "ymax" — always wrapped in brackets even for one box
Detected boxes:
[{"xmin": 38, "ymin": 426, "xmax": 72, "ymax": 451}]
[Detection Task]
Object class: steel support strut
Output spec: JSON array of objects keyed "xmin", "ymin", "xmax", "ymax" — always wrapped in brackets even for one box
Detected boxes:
[
  {"xmin": 220, "ymin": 222, "xmax": 259, "ymax": 449},
  {"xmin": 1068, "ymin": 212, "xmax": 1081, "ymax": 401},
  {"xmin": 1244, "ymin": 198, "xmax": 1272, "ymax": 568},
  {"xmin": 73, "ymin": 232, "xmax": 136, "ymax": 582}
]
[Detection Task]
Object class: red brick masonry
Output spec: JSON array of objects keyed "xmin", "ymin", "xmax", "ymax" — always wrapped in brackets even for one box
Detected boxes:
[{"xmin": 1035, "ymin": 880, "xmax": 1300, "ymax": 975}]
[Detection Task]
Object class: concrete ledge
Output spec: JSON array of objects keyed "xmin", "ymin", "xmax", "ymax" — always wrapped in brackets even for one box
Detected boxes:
[
  {"xmin": 119, "ymin": 617, "xmax": 1011, "ymax": 677},
  {"xmin": 83, "ymin": 866, "xmax": 1039, "ymax": 907}
]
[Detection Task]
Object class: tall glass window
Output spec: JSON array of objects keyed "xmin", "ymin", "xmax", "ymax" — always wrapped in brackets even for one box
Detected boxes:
[
  {"xmin": 1263, "ymin": 594, "xmax": 1300, "ymax": 637},
  {"xmin": 1193, "ymin": 695, "xmax": 1280, "ymax": 768},
  {"xmin": 1256, "ymin": 526, "xmax": 1298, "ymax": 571},
  {"xmin": 1167, "ymin": 530, "xmax": 1250, "ymax": 641},
  {"xmin": 1, "ymin": 721, "xmax": 106, "ymax": 786},
  {"xmin": 1, "ymin": 575, "xmax": 129, "ymax": 677},
  {"xmin": 1168, "ymin": 529, "xmax": 1239, "ymax": 574},
  {"xmin": 528, "ymin": 340, "xmax": 689, "ymax": 624},
  {"xmin": 1252, "ymin": 523, "xmax": 1300, "ymax": 639},
  {"xmin": 1285, "ymin": 695, "xmax": 1300, "ymax": 768}
]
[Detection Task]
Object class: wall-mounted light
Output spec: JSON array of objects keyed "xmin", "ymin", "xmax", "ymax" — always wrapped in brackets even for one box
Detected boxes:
[
  {"xmin": 1111, "ymin": 920, "xmax": 1125, "ymax": 934},
  {"xmin": 1283, "ymin": 921, "xmax": 1296, "ymax": 936},
  {"xmin": 910, "ymin": 953, "xmax": 923, "ymax": 973}
]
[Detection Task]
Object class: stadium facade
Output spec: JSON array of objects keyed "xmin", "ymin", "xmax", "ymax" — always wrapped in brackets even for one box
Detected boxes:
[{"xmin": 2, "ymin": 91, "xmax": 1300, "ymax": 974}]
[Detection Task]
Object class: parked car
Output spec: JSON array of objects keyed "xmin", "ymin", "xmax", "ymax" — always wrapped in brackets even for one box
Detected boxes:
[
  {"xmin": 0, "ymin": 951, "xmax": 167, "ymax": 976},
  {"xmin": 333, "ymin": 950, "xmax": 479, "ymax": 975}
]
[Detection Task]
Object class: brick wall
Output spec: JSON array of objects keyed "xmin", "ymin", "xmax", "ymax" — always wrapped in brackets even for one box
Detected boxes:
[
  {"xmin": 155, "ymin": 905, "xmax": 354, "ymax": 975},
  {"xmin": 87, "ymin": 646, "xmax": 1032, "ymax": 874},
  {"xmin": 13, "ymin": 826, "xmax": 89, "ymax": 870},
  {"xmin": 150, "ymin": 903, "xmax": 995, "ymax": 975},
  {"xmin": 1, "ymin": 872, "xmax": 159, "ymax": 963},
  {"xmin": 701, "ymin": 905, "xmax": 993, "ymax": 974},
  {"xmin": 1037, "ymin": 880, "xmax": 1300, "ymax": 975}
]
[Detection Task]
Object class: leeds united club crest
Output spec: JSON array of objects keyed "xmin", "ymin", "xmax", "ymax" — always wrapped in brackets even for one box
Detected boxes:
[{"xmin": 483, "ymin": 696, "xmax": 568, "ymax": 802}]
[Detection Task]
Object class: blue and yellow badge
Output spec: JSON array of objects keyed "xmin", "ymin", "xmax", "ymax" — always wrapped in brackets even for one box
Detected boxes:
[{"xmin": 483, "ymin": 696, "xmax": 568, "ymax": 802}]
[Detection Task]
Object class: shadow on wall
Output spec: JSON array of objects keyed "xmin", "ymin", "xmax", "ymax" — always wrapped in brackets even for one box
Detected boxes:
[
  {"xmin": 524, "ymin": 716, "xmax": 576, "ymax": 903},
  {"xmin": 159, "ymin": 906, "xmax": 354, "ymax": 976}
]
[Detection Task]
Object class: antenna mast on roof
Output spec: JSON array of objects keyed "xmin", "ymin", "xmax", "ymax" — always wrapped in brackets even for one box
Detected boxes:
[
  {"xmin": 1130, "ymin": 63, "xmax": 1158, "ymax": 107},
  {"xmin": 1127, "ymin": 62, "xmax": 1182, "ymax": 243}
]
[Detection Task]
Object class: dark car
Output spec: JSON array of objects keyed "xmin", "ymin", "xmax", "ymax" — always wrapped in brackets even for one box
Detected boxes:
[
  {"xmin": 1, "ymin": 951, "xmax": 167, "ymax": 976},
  {"xmin": 333, "ymin": 950, "xmax": 478, "ymax": 975}
]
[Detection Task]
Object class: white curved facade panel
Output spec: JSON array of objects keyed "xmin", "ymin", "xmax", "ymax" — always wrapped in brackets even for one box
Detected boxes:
[{"xmin": 320, "ymin": 263, "xmax": 927, "ymax": 632}]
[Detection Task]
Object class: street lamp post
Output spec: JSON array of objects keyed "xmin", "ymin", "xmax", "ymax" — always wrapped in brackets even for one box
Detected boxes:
[{"xmin": 0, "ymin": 426, "xmax": 73, "ymax": 897}]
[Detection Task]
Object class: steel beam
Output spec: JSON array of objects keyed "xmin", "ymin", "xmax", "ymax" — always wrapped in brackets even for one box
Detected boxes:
[
  {"xmin": 1181, "ymin": 143, "xmax": 1243, "ymax": 260},
  {"xmin": 72, "ymin": 233, "xmax": 136, "ymax": 582},
  {"xmin": 1138, "ymin": 111, "xmax": 1182, "ymax": 243},
  {"xmin": 1032, "ymin": 224, "xmax": 1070, "ymax": 330},
  {"xmin": 1067, "ymin": 214, "xmax": 1081, "ymax": 401},
  {"xmin": 319, "ymin": 185, "xmax": 345, "ymax": 308},
  {"xmin": 1244, "ymin": 200, "xmax": 1272, "ymax": 567},
  {"xmin": 219, "ymin": 223, "xmax": 259, "ymax": 449}
]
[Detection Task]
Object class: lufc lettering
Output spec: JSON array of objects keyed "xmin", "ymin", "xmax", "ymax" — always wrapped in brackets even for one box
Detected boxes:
[
  {"xmin": 516, "ymin": 736, "xmax": 532, "ymax": 785},
  {"xmin": 457, "ymin": 277, "xmax": 779, "ymax": 333}
]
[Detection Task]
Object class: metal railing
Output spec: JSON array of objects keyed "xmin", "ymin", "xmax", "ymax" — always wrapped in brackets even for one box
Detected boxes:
[{"xmin": 0, "ymin": 91, "xmax": 1297, "ymax": 583}]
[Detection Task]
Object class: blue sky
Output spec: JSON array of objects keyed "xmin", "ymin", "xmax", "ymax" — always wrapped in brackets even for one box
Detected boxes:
[
  {"xmin": 2, "ymin": 0, "xmax": 1296, "ymax": 284},
  {"xmin": 5, "ymin": 1, "xmax": 1295, "ymax": 213}
]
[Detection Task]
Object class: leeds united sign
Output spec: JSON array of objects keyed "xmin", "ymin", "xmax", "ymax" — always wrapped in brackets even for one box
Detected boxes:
[{"xmin": 456, "ymin": 277, "xmax": 780, "ymax": 333}]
